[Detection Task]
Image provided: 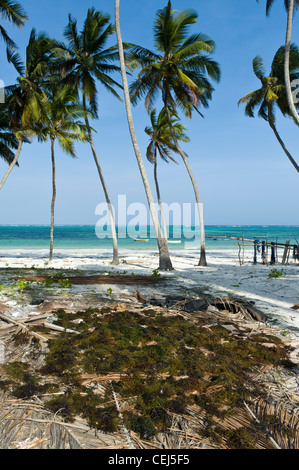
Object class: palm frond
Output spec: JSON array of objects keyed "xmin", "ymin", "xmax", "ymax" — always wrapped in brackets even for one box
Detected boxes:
[{"xmin": 0, "ymin": 0, "xmax": 28, "ymax": 27}]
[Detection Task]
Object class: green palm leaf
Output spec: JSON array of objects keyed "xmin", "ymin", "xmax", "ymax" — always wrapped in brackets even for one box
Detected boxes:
[{"xmin": 128, "ymin": 0, "xmax": 220, "ymax": 118}]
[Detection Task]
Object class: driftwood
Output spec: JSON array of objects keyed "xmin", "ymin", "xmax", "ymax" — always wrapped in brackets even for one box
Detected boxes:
[
  {"xmin": 42, "ymin": 322, "xmax": 79, "ymax": 335},
  {"xmin": 17, "ymin": 274, "xmax": 165, "ymax": 286}
]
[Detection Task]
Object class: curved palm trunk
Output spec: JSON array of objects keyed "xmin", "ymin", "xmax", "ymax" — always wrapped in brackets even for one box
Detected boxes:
[
  {"xmin": 153, "ymin": 154, "xmax": 168, "ymax": 240},
  {"xmin": 115, "ymin": 0, "xmax": 173, "ymax": 271},
  {"xmin": 284, "ymin": 0, "xmax": 299, "ymax": 126},
  {"xmin": 83, "ymin": 99, "xmax": 119, "ymax": 265},
  {"xmin": 163, "ymin": 100, "xmax": 207, "ymax": 267},
  {"xmin": 0, "ymin": 139, "xmax": 23, "ymax": 191},
  {"xmin": 268, "ymin": 106, "xmax": 299, "ymax": 173},
  {"xmin": 49, "ymin": 137, "xmax": 56, "ymax": 261}
]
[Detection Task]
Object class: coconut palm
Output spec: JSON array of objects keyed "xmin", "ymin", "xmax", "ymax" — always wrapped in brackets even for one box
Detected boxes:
[
  {"xmin": 126, "ymin": 1, "xmax": 221, "ymax": 267},
  {"xmin": 53, "ymin": 8, "xmax": 123, "ymax": 265},
  {"xmin": 238, "ymin": 45, "xmax": 299, "ymax": 173},
  {"xmin": 115, "ymin": 0, "xmax": 174, "ymax": 271},
  {"xmin": 0, "ymin": 29, "xmax": 54, "ymax": 191},
  {"xmin": 145, "ymin": 107, "xmax": 189, "ymax": 240},
  {"xmin": 256, "ymin": 0, "xmax": 299, "ymax": 125},
  {"xmin": 0, "ymin": 106, "xmax": 20, "ymax": 165},
  {"xmin": 38, "ymin": 84, "xmax": 89, "ymax": 261},
  {"xmin": 0, "ymin": 0, "xmax": 27, "ymax": 69},
  {"xmin": 256, "ymin": 0, "xmax": 299, "ymax": 15}
]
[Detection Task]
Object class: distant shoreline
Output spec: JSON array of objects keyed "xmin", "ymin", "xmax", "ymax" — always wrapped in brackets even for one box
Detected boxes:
[{"xmin": 0, "ymin": 225, "xmax": 298, "ymax": 252}]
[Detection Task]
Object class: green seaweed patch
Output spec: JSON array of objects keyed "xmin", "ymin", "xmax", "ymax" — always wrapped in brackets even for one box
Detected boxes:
[
  {"xmin": 6, "ymin": 307, "xmax": 292, "ymax": 445},
  {"xmin": 223, "ymin": 427, "xmax": 259, "ymax": 449},
  {"xmin": 124, "ymin": 413, "xmax": 156, "ymax": 440},
  {"xmin": 46, "ymin": 389, "xmax": 120, "ymax": 431},
  {"xmin": 3, "ymin": 362, "xmax": 46, "ymax": 399}
]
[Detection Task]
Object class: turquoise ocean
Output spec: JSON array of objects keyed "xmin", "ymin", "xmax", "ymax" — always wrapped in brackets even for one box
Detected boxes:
[{"xmin": 0, "ymin": 226, "xmax": 298, "ymax": 253}]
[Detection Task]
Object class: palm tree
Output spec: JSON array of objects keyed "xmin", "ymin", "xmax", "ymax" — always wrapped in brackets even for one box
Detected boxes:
[
  {"xmin": 145, "ymin": 107, "xmax": 189, "ymax": 240},
  {"xmin": 256, "ymin": 0, "xmax": 299, "ymax": 15},
  {"xmin": 38, "ymin": 84, "xmax": 89, "ymax": 261},
  {"xmin": 0, "ymin": 0, "xmax": 28, "ymax": 69},
  {"xmin": 238, "ymin": 45, "xmax": 299, "ymax": 173},
  {"xmin": 0, "ymin": 29, "xmax": 53, "ymax": 191},
  {"xmin": 0, "ymin": 105, "xmax": 20, "ymax": 165},
  {"xmin": 126, "ymin": 1, "xmax": 221, "ymax": 267},
  {"xmin": 53, "ymin": 8, "xmax": 123, "ymax": 265},
  {"xmin": 256, "ymin": 0, "xmax": 299, "ymax": 125},
  {"xmin": 115, "ymin": 0, "xmax": 174, "ymax": 271}
]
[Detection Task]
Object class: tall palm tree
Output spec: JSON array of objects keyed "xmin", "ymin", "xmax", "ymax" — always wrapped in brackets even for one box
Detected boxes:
[
  {"xmin": 256, "ymin": 0, "xmax": 299, "ymax": 125},
  {"xmin": 115, "ymin": 0, "xmax": 174, "ymax": 271},
  {"xmin": 126, "ymin": 1, "xmax": 221, "ymax": 267},
  {"xmin": 145, "ymin": 107, "xmax": 189, "ymax": 240},
  {"xmin": 53, "ymin": 9, "xmax": 123, "ymax": 265},
  {"xmin": 284, "ymin": 0, "xmax": 299, "ymax": 125},
  {"xmin": 0, "ymin": 0, "xmax": 27, "ymax": 69},
  {"xmin": 238, "ymin": 45, "xmax": 299, "ymax": 173},
  {"xmin": 38, "ymin": 84, "xmax": 89, "ymax": 261},
  {"xmin": 0, "ymin": 29, "xmax": 54, "ymax": 191}
]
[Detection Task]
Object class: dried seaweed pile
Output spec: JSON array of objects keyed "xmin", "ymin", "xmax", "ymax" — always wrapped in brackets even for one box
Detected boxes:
[{"xmin": 0, "ymin": 301, "xmax": 298, "ymax": 449}]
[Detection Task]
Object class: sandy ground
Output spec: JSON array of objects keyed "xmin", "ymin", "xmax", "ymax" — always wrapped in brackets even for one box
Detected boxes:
[{"xmin": 0, "ymin": 247, "xmax": 298, "ymax": 339}]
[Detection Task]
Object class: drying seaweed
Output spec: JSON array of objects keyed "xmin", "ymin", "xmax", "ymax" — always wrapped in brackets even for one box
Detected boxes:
[{"xmin": 1, "ymin": 303, "xmax": 295, "ymax": 447}]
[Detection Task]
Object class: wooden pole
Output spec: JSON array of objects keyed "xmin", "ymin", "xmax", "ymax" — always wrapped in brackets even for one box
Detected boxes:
[
  {"xmin": 242, "ymin": 228, "xmax": 245, "ymax": 265},
  {"xmin": 230, "ymin": 237, "xmax": 296, "ymax": 248}
]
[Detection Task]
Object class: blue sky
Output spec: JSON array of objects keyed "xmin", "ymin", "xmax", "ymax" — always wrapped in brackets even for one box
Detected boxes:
[{"xmin": 0, "ymin": 0, "xmax": 298, "ymax": 226}]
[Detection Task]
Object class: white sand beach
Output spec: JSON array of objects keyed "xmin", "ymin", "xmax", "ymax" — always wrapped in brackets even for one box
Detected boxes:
[{"xmin": 0, "ymin": 247, "xmax": 298, "ymax": 340}]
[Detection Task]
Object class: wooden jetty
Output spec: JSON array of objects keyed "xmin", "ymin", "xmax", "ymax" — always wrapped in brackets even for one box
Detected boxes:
[
  {"xmin": 205, "ymin": 233, "xmax": 298, "ymax": 266},
  {"xmin": 229, "ymin": 236, "xmax": 298, "ymax": 266}
]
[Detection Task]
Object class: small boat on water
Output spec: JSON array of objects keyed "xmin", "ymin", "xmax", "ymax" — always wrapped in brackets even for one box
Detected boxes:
[
  {"xmin": 133, "ymin": 238, "xmax": 181, "ymax": 243},
  {"xmin": 206, "ymin": 235, "xmax": 227, "ymax": 239}
]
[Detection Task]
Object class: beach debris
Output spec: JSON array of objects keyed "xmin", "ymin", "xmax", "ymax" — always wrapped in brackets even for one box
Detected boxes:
[
  {"xmin": 148, "ymin": 294, "xmax": 268, "ymax": 322},
  {"xmin": 0, "ymin": 312, "xmax": 48, "ymax": 344},
  {"xmin": 19, "ymin": 273, "xmax": 165, "ymax": 286},
  {"xmin": 15, "ymin": 437, "xmax": 48, "ymax": 449},
  {"xmin": 29, "ymin": 300, "xmax": 44, "ymax": 306},
  {"xmin": 0, "ymin": 397, "xmax": 129, "ymax": 449},
  {"xmin": 0, "ymin": 303, "xmax": 10, "ymax": 313},
  {"xmin": 212, "ymin": 297, "xmax": 268, "ymax": 323},
  {"xmin": 42, "ymin": 322, "xmax": 79, "ymax": 335},
  {"xmin": 135, "ymin": 290, "xmax": 146, "ymax": 305},
  {"xmin": 149, "ymin": 295, "xmax": 210, "ymax": 312},
  {"xmin": 37, "ymin": 300, "xmax": 74, "ymax": 312},
  {"xmin": 0, "ymin": 341, "xmax": 5, "ymax": 364}
]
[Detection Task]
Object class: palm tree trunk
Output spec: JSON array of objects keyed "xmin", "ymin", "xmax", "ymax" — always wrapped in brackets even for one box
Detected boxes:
[
  {"xmin": 83, "ymin": 98, "xmax": 119, "ymax": 265},
  {"xmin": 268, "ymin": 106, "xmax": 299, "ymax": 173},
  {"xmin": 115, "ymin": 0, "xmax": 173, "ymax": 271},
  {"xmin": 153, "ymin": 154, "xmax": 168, "ymax": 240},
  {"xmin": 0, "ymin": 139, "xmax": 23, "ymax": 191},
  {"xmin": 284, "ymin": 0, "xmax": 299, "ymax": 126},
  {"xmin": 163, "ymin": 99, "xmax": 207, "ymax": 267},
  {"xmin": 49, "ymin": 137, "xmax": 56, "ymax": 261}
]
